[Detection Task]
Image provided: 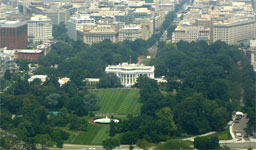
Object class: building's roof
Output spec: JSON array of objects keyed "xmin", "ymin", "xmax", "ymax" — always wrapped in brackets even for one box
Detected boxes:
[
  {"xmin": 85, "ymin": 78, "xmax": 100, "ymax": 82},
  {"xmin": 30, "ymin": 15, "xmax": 51, "ymax": 21},
  {"xmin": 28, "ymin": 75, "xmax": 48, "ymax": 83},
  {"xmin": 123, "ymin": 25, "xmax": 141, "ymax": 30},
  {"xmin": 106, "ymin": 62, "xmax": 155, "ymax": 72},
  {"xmin": 0, "ymin": 20, "xmax": 27, "ymax": 28},
  {"xmin": 58, "ymin": 77, "xmax": 70, "ymax": 87},
  {"xmin": 16, "ymin": 50, "xmax": 43, "ymax": 54}
]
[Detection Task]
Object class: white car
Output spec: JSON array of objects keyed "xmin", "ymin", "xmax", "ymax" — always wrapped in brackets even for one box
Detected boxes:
[{"xmin": 236, "ymin": 133, "xmax": 242, "ymax": 141}]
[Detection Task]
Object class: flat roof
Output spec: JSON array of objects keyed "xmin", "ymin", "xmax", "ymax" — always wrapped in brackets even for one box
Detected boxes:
[
  {"xmin": 16, "ymin": 50, "xmax": 43, "ymax": 54},
  {"xmin": 0, "ymin": 20, "xmax": 27, "ymax": 28}
]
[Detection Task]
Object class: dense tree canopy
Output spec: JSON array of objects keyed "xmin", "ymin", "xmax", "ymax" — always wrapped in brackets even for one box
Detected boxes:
[{"xmin": 115, "ymin": 40, "xmax": 254, "ymax": 144}]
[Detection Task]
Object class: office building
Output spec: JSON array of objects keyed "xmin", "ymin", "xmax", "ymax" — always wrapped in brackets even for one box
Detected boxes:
[
  {"xmin": 119, "ymin": 25, "xmax": 142, "ymax": 42},
  {"xmin": 249, "ymin": 40, "xmax": 256, "ymax": 71},
  {"xmin": 173, "ymin": 25, "xmax": 210, "ymax": 43},
  {"xmin": 105, "ymin": 62, "xmax": 155, "ymax": 87},
  {"xmin": 27, "ymin": 15, "xmax": 53, "ymax": 44},
  {"xmin": 211, "ymin": 18, "xmax": 256, "ymax": 45},
  {"xmin": 83, "ymin": 25, "xmax": 117, "ymax": 45},
  {"xmin": 67, "ymin": 15, "xmax": 95, "ymax": 41},
  {"xmin": 0, "ymin": 20, "xmax": 27, "ymax": 49},
  {"xmin": 45, "ymin": 9, "xmax": 70, "ymax": 24}
]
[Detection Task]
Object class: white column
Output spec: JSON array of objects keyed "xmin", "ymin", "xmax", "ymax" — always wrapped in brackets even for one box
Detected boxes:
[
  {"xmin": 125, "ymin": 74, "xmax": 127, "ymax": 85},
  {"xmin": 251, "ymin": 52, "xmax": 255, "ymax": 65},
  {"xmin": 131, "ymin": 74, "xmax": 133, "ymax": 85},
  {"xmin": 133, "ymin": 74, "xmax": 135, "ymax": 85},
  {"xmin": 128, "ymin": 74, "xmax": 131, "ymax": 85}
]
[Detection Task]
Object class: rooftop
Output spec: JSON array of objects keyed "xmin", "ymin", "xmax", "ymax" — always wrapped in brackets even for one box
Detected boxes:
[{"xmin": 0, "ymin": 20, "xmax": 27, "ymax": 28}]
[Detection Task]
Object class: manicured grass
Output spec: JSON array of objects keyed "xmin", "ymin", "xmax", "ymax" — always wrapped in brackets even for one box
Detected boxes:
[
  {"xmin": 213, "ymin": 129, "xmax": 232, "ymax": 140},
  {"xmin": 65, "ymin": 89, "xmax": 142, "ymax": 145},
  {"xmin": 94, "ymin": 89, "xmax": 142, "ymax": 115},
  {"xmin": 67, "ymin": 123, "xmax": 110, "ymax": 145}
]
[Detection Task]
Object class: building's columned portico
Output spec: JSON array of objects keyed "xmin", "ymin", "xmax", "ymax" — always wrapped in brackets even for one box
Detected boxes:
[{"xmin": 105, "ymin": 63, "xmax": 155, "ymax": 87}]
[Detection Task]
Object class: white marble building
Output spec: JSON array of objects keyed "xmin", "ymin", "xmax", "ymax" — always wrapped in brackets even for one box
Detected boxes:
[{"xmin": 105, "ymin": 63, "xmax": 155, "ymax": 87}]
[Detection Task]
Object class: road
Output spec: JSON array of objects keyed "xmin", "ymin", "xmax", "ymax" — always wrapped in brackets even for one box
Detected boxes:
[
  {"xmin": 232, "ymin": 114, "xmax": 249, "ymax": 141},
  {"xmin": 49, "ymin": 144, "xmax": 143, "ymax": 150},
  {"xmin": 220, "ymin": 141, "xmax": 256, "ymax": 149}
]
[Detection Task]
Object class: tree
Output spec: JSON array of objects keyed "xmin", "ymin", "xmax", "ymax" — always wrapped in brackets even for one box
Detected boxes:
[
  {"xmin": 156, "ymin": 107, "xmax": 177, "ymax": 136},
  {"xmin": 211, "ymin": 107, "xmax": 228, "ymax": 131},
  {"xmin": 4, "ymin": 69, "xmax": 12, "ymax": 81},
  {"xmin": 69, "ymin": 116, "xmax": 87, "ymax": 131},
  {"xmin": 208, "ymin": 79, "xmax": 230, "ymax": 101},
  {"xmin": 121, "ymin": 132, "xmax": 138, "ymax": 145},
  {"xmin": 35, "ymin": 106, "xmax": 48, "ymax": 124},
  {"xmin": 102, "ymin": 138, "xmax": 120, "ymax": 150},
  {"xmin": 69, "ymin": 69, "xmax": 87, "ymax": 88},
  {"xmin": 83, "ymin": 93, "xmax": 101, "ymax": 111},
  {"xmin": 34, "ymin": 134, "xmax": 55, "ymax": 150},
  {"xmin": 53, "ymin": 22, "xmax": 67, "ymax": 39},
  {"xmin": 0, "ymin": 134, "xmax": 20, "ymax": 150},
  {"xmin": 13, "ymin": 79, "xmax": 29, "ymax": 95},
  {"xmin": 156, "ymin": 139, "xmax": 192, "ymax": 150},
  {"xmin": 97, "ymin": 73, "xmax": 122, "ymax": 88},
  {"xmin": 109, "ymin": 120, "xmax": 115, "ymax": 136},
  {"xmin": 194, "ymin": 136, "xmax": 220, "ymax": 150},
  {"xmin": 174, "ymin": 93, "xmax": 211, "ymax": 134},
  {"xmin": 137, "ymin": 139, "xmax": 151, "ymax": 150},
  {"xmin": 45, "ymin": 93, "xmax": 63, "ymax": 109},
  {"xmin": 50, "ymin": 129, "xmax": 69, "ymax": 148}
]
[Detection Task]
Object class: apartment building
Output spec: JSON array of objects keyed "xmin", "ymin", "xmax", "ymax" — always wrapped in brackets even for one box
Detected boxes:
[{"xmin": 27, "ymin": 15, "xmax": 53, "ymax": 44}]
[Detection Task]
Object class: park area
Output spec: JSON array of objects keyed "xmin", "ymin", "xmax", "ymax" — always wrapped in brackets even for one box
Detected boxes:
[{"xmin": 65, "ymin": 88, "xmax": 141, "ymax": 145}]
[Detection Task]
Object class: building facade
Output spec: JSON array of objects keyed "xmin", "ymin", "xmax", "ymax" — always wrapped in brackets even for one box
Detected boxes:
[
  {"xmin": 211, "ymin": 18, "xmax": 256, "ymax": 45},
  {"xmin": 173, "ymin": 25, "xmax": 210, "ymax": 43},
  {"xmin": 67, "ymin": 15, "xmax": 95, "ymax": 41},
  {"xmin": 118, "ymin": 26, "xmax": 142, "ymax": 42},
  {"xmin": 45, "ymin": 9, "xmax": 70, "ymax": 24},
  {"xmin": 0, "ymin": 20, "xmax": 27, "ymax": 49},
  {"xmin": 83, "ymin": 25, "xmax": 117, "ymax": 45},
  {"xmin": 105, "ymin": 63, "xmax": 155, "ymax": 87},
  {"xmin": 14, "ymin": 49, "xmax": 44, "ymax": 61},
  {"xmin": 0, "ymin": 48, "xmax": 18, "ymax": 77},
  {"xmin": 27, "ymin": 15, "xmax": 53, "ymax": 44}
]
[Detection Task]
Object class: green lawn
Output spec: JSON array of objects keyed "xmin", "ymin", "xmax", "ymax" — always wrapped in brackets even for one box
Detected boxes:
[
  {"xmin": 94, "ymin": 89, "xmax": 142, "ymax": 115},
  {"xmin": 66, "ymin": 123, "xmax": 111, "ymax": 145},
  {"xmin": 65, "ymin": 88, "xmax": 142, "ymax": 145},
  {"xmin": 212, "ymin": 129, "xmax": 232, "ymax": 140}
]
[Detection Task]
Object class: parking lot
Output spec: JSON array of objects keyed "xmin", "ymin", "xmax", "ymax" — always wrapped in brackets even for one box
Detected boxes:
[{"xmin": 232, "ymin": 113, "xmax": 249, "ymax": 141}]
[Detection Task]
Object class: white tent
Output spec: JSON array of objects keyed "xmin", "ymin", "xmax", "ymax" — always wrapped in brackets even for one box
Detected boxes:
[{"xmin": 235, "ymin": 112, "xmax": 244, "ymax": 116}]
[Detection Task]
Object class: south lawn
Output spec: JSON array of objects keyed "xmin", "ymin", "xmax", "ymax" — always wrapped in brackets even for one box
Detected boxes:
[{"xmin": 66, "ymin": 88, "xmax": 141, "ymax": 145}]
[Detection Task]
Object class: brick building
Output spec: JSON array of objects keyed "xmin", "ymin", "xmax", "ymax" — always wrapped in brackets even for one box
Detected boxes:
[
  {"xmin": 14, "ymin": 50, "xmax": 43, "ymax": 61},
  {"xmin": 0, "ymin": 20, "xmax": 28, "ymax": 49}
]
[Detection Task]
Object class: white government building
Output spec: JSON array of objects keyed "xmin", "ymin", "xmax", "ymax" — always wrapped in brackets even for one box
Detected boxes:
[{"xmin": 105, "ymin": 63, "xmax": 155, "ymax": 87}]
